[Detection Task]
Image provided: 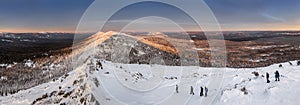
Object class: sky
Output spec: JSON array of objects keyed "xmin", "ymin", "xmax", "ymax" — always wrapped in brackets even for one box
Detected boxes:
[{"xmin": 0, "ymin": 0, "xmax": 300, "ymax": 32}]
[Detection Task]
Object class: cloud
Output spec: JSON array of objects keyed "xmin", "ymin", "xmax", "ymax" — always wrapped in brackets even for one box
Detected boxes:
[
  {"xmin": 204, "ymin": 0, "xmax": 300, "ymax": 30},
  {"xmin": 262, "ymin": 13, "xmax": 285, "ymax": 22}
]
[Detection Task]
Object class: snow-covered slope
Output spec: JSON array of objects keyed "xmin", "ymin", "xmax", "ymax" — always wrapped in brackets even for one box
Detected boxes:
[
  {"xmin": 217, "ymin": 61, "xmax": 300, "ymax": 105},
  {"xmin": 1, "ymin": 59, "xmax": 299, "ymax": 105}
]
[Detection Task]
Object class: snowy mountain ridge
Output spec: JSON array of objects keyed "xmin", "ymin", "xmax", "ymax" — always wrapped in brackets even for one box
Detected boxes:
[{"xmin": 1, "ymin": 31, "xmax": 300, "ymax": 105}]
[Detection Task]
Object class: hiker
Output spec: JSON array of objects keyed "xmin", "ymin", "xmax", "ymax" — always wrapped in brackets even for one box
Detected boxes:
[
  {"xmin": 204, "ymin": 86, "xmax": 208, "ymax": 97},
  {"xmin": 176, "ymin": 84, "xmax": 179, "ymax": 93},
  {"xmin": 275, "ymin": 71, "xmax": 280, "ymax": 81},
  {"xmin": 200, "ymin": 86, "xmax": 204, "ymax": 96},
  {"xmin": 289, "ymin": 62, "xmax": 293, "ymax": 65},
  {"xmin": 190, "ymin": 86, "xmax": 195, "ymax": 95},
  {"xmin": 279, "ymin": 64, "xmax": 283, "ymax": 68},
  {"xmin": 266, "ymin": 72, "xmax": 270, "ymax": 83}
]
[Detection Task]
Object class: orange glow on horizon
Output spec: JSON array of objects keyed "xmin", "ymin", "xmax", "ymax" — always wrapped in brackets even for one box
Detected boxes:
[
  {"xmin": 1, "ymin": 26, "xmax": 300, "ymax": 33},
  {"xmin": 0, "ymin": 27, "xmax": 77, "ymax": 33}
]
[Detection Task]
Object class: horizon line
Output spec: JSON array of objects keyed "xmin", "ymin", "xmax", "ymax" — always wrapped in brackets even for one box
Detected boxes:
[{"xmin": 2, "ymin": 30, "xmax": 300, "ymax": 34}]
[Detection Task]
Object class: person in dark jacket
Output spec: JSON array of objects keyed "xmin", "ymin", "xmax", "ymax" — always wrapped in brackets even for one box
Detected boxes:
[
  {"xmin": 190, "ymin": 86, "xmax": 194, "ymax": 95},
  {"xmin": 266, "ymin": 72, "xmax": 270, "ymax": 83},
  {"xmin": 200, "ymin": 86, "xmax": 204, "ymax": 96},
  {"xmin": 275, "ymin": 71, "xmax": 280, "ymax": 81},
  {"xmin": 204, "ymin": 86, "xmax": 208, "ymax": 97},
  {"xmin": 289, "ymin": 62, "xmax": 293, "ymax": 65},
  {"xmin": 176, "ymin": 84, "xmax": 179, "ymax": 93}
]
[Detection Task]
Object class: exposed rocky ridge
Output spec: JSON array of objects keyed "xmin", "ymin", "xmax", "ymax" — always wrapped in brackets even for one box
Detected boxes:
[{"xmin": 93, "ymin": 34, "xmax": 182, "ymax": 66}]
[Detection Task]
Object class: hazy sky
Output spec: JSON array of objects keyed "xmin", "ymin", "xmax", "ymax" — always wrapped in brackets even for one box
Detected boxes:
[{"xmin": 0, "ymin": 0, "xmax": 300, "ymax": 32}]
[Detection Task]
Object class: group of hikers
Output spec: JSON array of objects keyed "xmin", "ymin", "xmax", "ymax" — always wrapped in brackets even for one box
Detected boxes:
[
  {"xmin": 174, "ymin": 63, "xmax": 287, "ymax": 96},
  {"xmin": 265, "ymin": 61, "xmax": 298, "ymax": 83},
  {"xmin": 266, "ymin": 63, "xmax": 283, "ymax": 83},
  {"xmin": 266, "ymin": 70, "xmax": 280, "ymax": 83},
  {"xmin": 175, "ymin": 84, "xmax": 208, "ymax": 97}
]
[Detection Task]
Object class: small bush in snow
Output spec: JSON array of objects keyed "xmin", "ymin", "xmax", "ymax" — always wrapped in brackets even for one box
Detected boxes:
[
  {"xmin": 241, "ymin": 87, "xmax": 248, "ymax": 95},
  {"xmin": 252, "ymin": 72, "xmax": 259, "ymax": 77},
  {"xmin": 93, "ymin": 78, "xmax": 100, "ymax": 87}
]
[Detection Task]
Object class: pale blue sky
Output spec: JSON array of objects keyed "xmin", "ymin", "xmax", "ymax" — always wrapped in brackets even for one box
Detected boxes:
[{"xmin": 0, "ymin": 0, "xmax": 299, "ymax": 32}]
